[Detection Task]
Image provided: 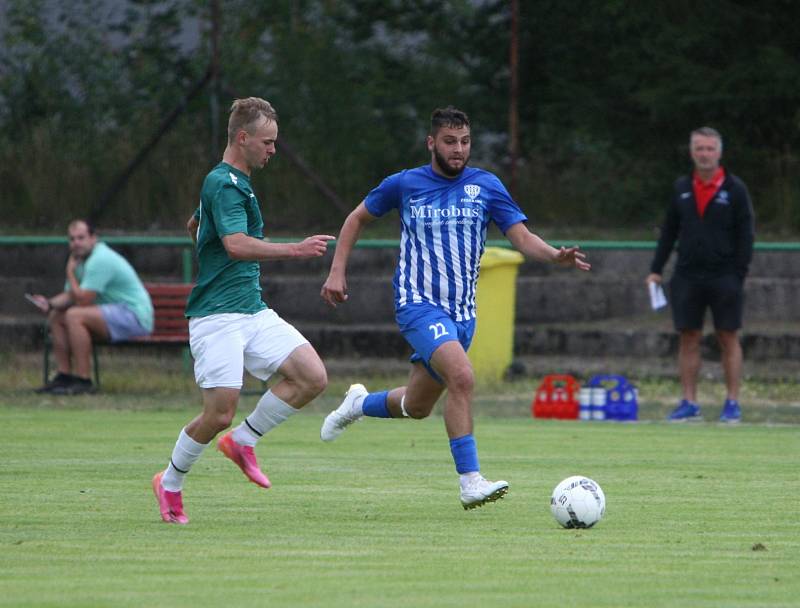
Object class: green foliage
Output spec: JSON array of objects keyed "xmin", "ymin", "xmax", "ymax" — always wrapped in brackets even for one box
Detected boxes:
[
  {"xmin": 216, "ymin": 0, "xmax": 510, "ymax": 214},
  {"xmin": 517, "ymin": 0, "xmax": 800, "ymax": 229},
  {"xmin": 0, "ymin": 0, "xmax": 208, "ymax": 228},
  {"xmin": 0, "ymin": 0, "xmax": 798, "ymax": 232}
]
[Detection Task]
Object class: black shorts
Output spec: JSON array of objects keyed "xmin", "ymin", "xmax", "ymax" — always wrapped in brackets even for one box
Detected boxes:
[{"xmin": 669, "ymin": 274, "xmax": 744, "ymax": 331}]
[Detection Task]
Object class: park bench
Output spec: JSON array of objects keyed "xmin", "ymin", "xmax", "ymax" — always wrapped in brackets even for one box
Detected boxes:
[{"xmin": 42, "ymin": 282, "xmax": 194, "ymax": 389}]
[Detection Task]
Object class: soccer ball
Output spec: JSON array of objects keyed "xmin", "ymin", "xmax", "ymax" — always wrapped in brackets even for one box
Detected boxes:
[{"xmin": 550, "ymin": 476, "xmax": 606, "ymax": 529}]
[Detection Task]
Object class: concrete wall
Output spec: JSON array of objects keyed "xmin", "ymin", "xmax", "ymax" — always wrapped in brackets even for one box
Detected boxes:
[{"xmin": 2, "ymin": 242, "xmax": 798, "ymax": 360}]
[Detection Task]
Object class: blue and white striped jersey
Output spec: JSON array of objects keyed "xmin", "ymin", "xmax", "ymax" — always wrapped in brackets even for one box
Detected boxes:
[{"xmin": 365, "ymin": 165, "xmax": 527, "ymax": 321}]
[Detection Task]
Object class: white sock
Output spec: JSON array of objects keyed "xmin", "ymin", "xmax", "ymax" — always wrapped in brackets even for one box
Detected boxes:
[
  {"xmin": 232, "ymin": 390, "xmax": 298, "ymax": 447},
  {"xmin": 399, "ymin": 395, "xmax": 410, "ymax": 417},
  {"xmin": 459, "ymin": 471, "xmax": 482, "ymax": 489},
  {"xmin": 161, "ymin": 428, "xmax": 208, "ymax": 491}
]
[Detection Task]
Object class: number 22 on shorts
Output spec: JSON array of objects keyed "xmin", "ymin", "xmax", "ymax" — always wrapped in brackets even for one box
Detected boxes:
[{"xmin": 429, "ymin": 322, "xmax": 449, "ymax": 340}]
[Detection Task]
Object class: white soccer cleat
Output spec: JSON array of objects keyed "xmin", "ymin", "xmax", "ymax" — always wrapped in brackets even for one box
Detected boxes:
[
  {"xmin": 320, "ymin": 383, "xmax": 368, "ymax": 442},
  {"xmin": 460, "ymin": 476, "xmax": 509, "ymax": 510}
]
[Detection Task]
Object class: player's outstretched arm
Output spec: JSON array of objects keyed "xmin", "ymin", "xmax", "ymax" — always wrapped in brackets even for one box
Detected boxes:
[
  {"xmin": 222, "ymin": 232, "xmax": 335, "ymax": 261},
  {"xmin": 506, "ymin": 223, "xmax": 591, "ymax": 271},
  {"xmin": 321, "ymin": 202, "xmax": 377, "ymax": 308}
]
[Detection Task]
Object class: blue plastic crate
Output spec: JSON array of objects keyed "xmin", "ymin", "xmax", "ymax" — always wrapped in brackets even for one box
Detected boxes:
[{"xmin": 586, "ymin": 374, "xmax": 638, "ymax": 421}]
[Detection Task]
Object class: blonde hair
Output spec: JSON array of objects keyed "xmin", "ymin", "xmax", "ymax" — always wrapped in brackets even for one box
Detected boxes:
[{"xmin": 227, "ymin": 97, "xmax": 278, "ymax": 143}]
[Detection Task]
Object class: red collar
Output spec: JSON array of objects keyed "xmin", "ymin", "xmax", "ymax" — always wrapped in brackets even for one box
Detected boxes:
[
  {"xmin": 692, "ymin": 167, "xmax": 725, "ymax": 217},
  {"xmin": 693, "ymin": 167, "xmax": 725, "ymax": 190}
]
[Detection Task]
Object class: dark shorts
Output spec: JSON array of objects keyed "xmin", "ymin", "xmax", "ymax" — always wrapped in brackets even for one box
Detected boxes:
[{"xmin": 669, "ymin": 274, "xmax": 744, "ymax": 331}]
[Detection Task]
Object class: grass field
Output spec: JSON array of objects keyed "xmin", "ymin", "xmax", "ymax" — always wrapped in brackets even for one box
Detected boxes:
[{"xmin": 2, "ymin": 361, "xmax": 799, "ymax": 608}]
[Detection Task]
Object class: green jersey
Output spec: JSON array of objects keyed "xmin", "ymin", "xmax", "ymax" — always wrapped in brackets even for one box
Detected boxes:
[
  {"xmin": 71, "ymin": 242, "xmax": 154, "ymax": 332},
  {"xmin": 185, "ymin": 162, "xmax": 268, "ymax": 317}
]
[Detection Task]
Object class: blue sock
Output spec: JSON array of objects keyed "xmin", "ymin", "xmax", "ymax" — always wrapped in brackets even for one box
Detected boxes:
[
  {"xmin": 362, "ymin": 391, "xmax": 392, "ymax": 418},
  {"xmin": 449, "ymin": 434, "xmax": 480, "ymax": 474}
]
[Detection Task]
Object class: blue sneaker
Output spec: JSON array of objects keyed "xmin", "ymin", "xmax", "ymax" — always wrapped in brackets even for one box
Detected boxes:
[
  {"xmin": 719, "ymin": 399, "xmax": 741, "ymax": 423},
  {"xmin": 667, "ymin": 400, "xmax": 702, "ymax": 422}
]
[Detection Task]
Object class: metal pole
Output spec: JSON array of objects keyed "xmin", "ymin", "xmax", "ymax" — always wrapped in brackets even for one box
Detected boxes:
[
  {"xmin": 209, "ymin": 0, "xmax": 221, "ymax": 166},
  {"xmin": 508, "ymin": 0, "xmax": 520, "ymax": 199},
  {"xmin": 182, "ymin": 247, "xmax": 194, "ymax": 283}
]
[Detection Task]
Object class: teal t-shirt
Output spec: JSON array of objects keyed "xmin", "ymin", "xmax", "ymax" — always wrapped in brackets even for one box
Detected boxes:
[
  {"xmin": 71, "ymin": 242, "xmax": 154, "ymax": 332},
  {"xmin": 185, "ymin": 162, "xmax": 268, "ymax": 317}
]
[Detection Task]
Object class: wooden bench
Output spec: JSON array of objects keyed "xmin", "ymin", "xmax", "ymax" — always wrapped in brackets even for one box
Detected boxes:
[{"xmin": 42, "ymin": 282, "xmax": 194, "ymax": 388}]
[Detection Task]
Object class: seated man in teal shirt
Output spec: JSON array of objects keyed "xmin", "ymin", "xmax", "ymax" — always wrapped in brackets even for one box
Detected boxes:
[{"xmin": 30, "ymin": 219, "xmax": 154, "ymax": 394}]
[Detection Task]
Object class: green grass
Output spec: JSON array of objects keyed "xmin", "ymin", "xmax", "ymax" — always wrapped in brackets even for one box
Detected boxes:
[
  {"xmin": 4, "ymin": 350, "xmax": 800, "ymax": 423},
  {"xmin": 1, "ymin": 385, "xmax": 799, "ymax": 607}
]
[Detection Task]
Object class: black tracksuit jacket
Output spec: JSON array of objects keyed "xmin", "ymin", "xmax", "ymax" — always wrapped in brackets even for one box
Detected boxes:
[{"xmin": 650, "ymin": 170, "xmax": 755, "ymax": 281}]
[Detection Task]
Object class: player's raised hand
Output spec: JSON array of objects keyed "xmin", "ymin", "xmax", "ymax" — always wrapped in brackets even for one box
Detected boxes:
[
  {"xmin": 554, "ymin": 246, "xmax": 591, "ymax": 271},
  {"xmin": 321, "ymin": 272, "xmax": 348, "ymax": 308},
  {"xmin": 295, "ymin": 235, "xmax": 336, "ymax": 258}
]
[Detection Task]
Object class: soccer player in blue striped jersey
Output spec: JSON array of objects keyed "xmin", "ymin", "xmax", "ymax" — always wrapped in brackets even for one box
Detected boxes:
[{"xmin": 320, "ymin": 106, "xmax": 590, "ymax": 509}]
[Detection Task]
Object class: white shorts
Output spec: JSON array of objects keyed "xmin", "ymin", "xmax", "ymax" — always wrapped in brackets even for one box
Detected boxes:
[{"xmin": 189, "ymin": 308, "xmax": 309, "ymax": 389}]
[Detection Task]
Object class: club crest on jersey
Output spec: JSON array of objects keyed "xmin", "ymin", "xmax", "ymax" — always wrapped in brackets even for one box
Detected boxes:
[{"xmin": 464, "ymin": 184, "xmax": 481, "ymax": 200}]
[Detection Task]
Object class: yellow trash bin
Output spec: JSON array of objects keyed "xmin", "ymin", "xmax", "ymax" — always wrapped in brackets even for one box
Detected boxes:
[{"xmin": 468, "ymin": 246, "xmax": 525, "ymax": 381}]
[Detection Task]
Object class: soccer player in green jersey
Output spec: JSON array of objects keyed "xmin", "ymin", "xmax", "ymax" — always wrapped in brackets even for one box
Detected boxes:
[{"xmin": 153, "ymin": 97, "xmax": 335, "ymax": 524}]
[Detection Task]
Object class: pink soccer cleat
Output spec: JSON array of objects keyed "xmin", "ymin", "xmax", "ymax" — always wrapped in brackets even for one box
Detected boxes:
[
  {"xmin": 152, "ymin": 471, "xmax": 189, "ymax": 524},
  {"xmin": 217, "ymin": 432, "xmax": 271, "ymax": 489}
]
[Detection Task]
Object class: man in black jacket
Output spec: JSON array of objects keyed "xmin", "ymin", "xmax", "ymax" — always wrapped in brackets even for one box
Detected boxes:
[{"xmin": 646, "ymin": 127, "xmax": 755, "ymax": 423}]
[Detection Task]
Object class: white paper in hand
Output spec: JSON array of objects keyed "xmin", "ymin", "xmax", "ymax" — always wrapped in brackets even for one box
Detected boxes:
[{"xmin": 648, "ymin": 282, "xmax": 667, "ymax": 310}]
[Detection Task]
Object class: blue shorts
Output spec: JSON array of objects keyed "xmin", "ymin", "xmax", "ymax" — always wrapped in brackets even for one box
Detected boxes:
[
  {"xmin": 100, "ymin": 303, "xmax": 150, "ymax": 342},
  {"xmin": 396, "ymin": 303, "xmax": 476, "ymax": 382}
]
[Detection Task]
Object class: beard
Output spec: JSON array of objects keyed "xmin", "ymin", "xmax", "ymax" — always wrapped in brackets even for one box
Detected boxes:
[{"xmin": 433, "ymin": 146, "xmax": 469, "ymax": 177}]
